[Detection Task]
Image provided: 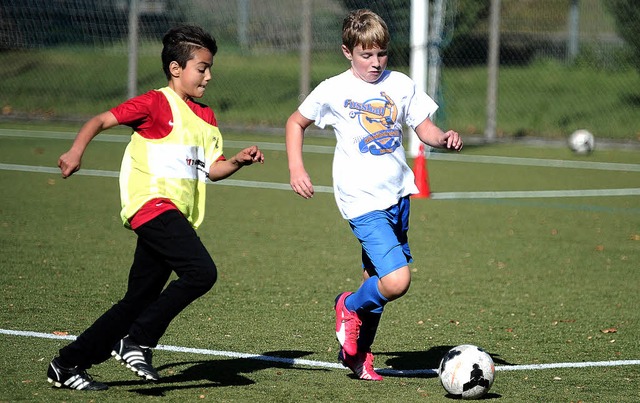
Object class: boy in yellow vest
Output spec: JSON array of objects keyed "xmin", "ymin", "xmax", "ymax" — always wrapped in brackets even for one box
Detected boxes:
[{"xmin": 48, "ymin": 25, "xmax": 264, "ymax": 391}]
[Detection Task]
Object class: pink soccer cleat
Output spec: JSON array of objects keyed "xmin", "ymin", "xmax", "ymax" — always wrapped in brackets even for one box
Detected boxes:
[
  {"xmin": 334, "ymin": 292, "xmax": 361, "ymax": 356},
  {"xmin": 338, "ymin": 348, "xmax": 383, "ymax": 381}
]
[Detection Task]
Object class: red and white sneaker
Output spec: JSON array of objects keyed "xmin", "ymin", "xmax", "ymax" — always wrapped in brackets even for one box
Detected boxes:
[
  {"xmin": 335, "ymin": 292, "xmax": 361, "ymax": 356},
  {"xmin": 338, "ymin": 348, "xmax": 383, "ymax": 381}
]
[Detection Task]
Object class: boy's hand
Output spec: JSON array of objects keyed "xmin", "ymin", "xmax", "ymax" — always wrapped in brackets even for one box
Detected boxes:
[
  {"xmin": 208, "ymin": 145, "xmax": 264, "ymax": 181},
  {"xmin": 443, "ymin": 130, "xmax": 463, "ymax": 151},
  {"xmin": 290, "ymin": 167, "xmax": 314, "ymax": 199},
  {"xmin": 58, "ymin": 150, "xmax": 82, "ymax": 178},
  {"xmin": 234, "ymin": 145, "xmax": 265, "ymax": 166}
]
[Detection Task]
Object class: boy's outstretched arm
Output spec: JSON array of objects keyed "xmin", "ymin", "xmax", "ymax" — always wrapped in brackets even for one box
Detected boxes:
[
  {"xmin": 285, "ymin": 110, "xmax": 315, "ymax": 199},
  {"xmin": 414, "ymin": 117, "xmax": 463, "ymax": 152},
  {"xmin": 208, "ymin": 145, "xmax": 264, "ymax": 182},
  {"xmin": 58, "ymin": 111, "xmax": 119, "ymax": 178}
]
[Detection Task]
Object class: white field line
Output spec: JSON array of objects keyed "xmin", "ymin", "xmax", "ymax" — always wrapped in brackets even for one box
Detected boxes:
[
  {"xmin": 429, "ymin": 188, "xmax": 640, "ymax": 199},
  {"xmin": 1, "ymin": 163, "xmax": 638, "ymax": 199},
  {"xmin": 2, "ymin": 128, "xmax": 640, "ymax": 172},
  {"xmin": 2, "ymin": 129, "xmax": 639, "ymax": 198},
  {"xmin": 2, "ymin": 328, "xmax": 639, "ymax": 375}
]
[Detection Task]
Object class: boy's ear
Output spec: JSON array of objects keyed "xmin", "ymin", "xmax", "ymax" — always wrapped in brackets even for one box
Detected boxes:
[
  {"xmin": 169, "ymin": 61, "xmax": 181, "ymax": 77},
  {"xmin": 341, "ymin": 45, "xmax": 353, "ymax": 61}
]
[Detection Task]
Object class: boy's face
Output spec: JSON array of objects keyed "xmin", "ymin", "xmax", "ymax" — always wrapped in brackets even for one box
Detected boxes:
[
  {"xmin": 342, "ymin": 44, "xmax": 388, "ymax": 83},
  {"xmin": 170, "ymin": 47, "xmax": 214, "ymax": 99}
]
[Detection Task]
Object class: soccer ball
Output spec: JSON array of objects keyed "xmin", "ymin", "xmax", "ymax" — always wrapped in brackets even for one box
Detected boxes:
[
  {"xmin": 568, "ymin": 129, "xmax": 595, "ymax": 154},
  {"xmin": 438, "ymin": 344, "xmax": 495, "ymax": 400}
]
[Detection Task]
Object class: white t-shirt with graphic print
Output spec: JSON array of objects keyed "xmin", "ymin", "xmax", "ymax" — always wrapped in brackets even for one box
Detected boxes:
[{"xmin": 298, "ymin": 69, "xmax": 438, "ymax": 219}]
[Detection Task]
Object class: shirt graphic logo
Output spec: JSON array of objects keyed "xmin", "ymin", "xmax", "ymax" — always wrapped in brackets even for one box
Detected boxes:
[
  {"xmin": 345, "ymin": 91, "xmax": 401, "ymax": 155},
  {"xmin": 186, "ymin": 157, "xmax": 206, "ymax": 176}
]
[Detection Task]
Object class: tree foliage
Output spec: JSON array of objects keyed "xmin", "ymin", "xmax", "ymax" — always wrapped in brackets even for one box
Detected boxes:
[{"xmin": 605, "ymin": 0, "xmax": 640, "ymax": 71}]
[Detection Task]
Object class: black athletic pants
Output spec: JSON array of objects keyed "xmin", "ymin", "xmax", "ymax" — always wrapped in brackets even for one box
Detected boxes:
[{"xmin": 58, "ymin": 210, "xmax": 217, "ymax": 369}]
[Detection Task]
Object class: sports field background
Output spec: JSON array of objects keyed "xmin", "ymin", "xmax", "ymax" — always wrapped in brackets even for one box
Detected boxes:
[
  {"xmin": 2, "ymin": 0, "xmax": 638, "ymax": 141},
  {"xmin": 1, "ymin": 127, "xmax": 639, "ymax": 401}
]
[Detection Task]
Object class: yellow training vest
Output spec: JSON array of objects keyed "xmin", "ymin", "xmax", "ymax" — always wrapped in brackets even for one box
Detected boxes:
[{"xmin": 119, "ymin": 87, "xmax": 223, "ymax": 229}]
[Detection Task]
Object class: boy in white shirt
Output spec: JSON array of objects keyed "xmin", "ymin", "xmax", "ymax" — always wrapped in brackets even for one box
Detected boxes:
[{"xmin": 285, "ymin": 9, "xmax": 463, "ymax": 380}]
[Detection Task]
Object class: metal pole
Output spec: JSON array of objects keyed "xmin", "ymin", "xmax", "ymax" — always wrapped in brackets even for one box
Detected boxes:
[
  {"xmin": 409, "ymin": 0, "xmax": 429, "ymax": 157},
  {"xmin": 485, "ymin": 0, "xmax": 500, "ymax": 142},
  {"xmin": 238, "ymin": 0, "xmax": 249, "ymax": 52},
  {"xmin": 428, "ymin": 0, "xmax": 444, "ymax": 101},
  {"xmin": 567, "ymin": 0, "xmax": 580, "ymax": 62},
  {"xmin": 299, "ymin": 0, "xmax": 312, "ymax": 101},
  {"xmin": 127, "ymin": 0, "xmax": 139, "ymax": 100}
]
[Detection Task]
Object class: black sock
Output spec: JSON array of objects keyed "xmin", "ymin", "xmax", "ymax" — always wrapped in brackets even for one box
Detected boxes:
[{"xmin": 357, "ymin": 311, "xmax": 382, "ymax": 352}]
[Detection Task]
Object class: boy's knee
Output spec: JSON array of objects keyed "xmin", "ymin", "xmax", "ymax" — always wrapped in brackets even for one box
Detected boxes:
[
  {"xmin": 380, "ymin": 281, "xmax": 410, "ymax": 300},
  {"xmin": 203, "ymin": 264, "xmax": 218, "ymax": 289},
  {"xmin": 379, "ymin": 266, "xmax": 411, "ymax": 300},
  {"xmin": 193, "ymin": 262, "xmax": 217, "ymax": 292}
]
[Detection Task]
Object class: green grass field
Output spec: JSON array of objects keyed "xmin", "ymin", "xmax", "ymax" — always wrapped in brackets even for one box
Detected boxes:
[{"xmin": 1, "ymin": 128, "xmax": 639, "ymax": 402}]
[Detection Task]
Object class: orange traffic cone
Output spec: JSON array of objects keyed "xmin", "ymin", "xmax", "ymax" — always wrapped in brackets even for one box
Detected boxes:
[{"xmin": 412, "ymin": 144, "xmax": 430, "ymax": 198}]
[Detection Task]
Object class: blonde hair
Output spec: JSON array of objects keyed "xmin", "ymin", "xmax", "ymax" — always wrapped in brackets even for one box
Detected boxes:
[{"xmin": 342, "ymin": 9, "xmax": 390, "ymax": 52}]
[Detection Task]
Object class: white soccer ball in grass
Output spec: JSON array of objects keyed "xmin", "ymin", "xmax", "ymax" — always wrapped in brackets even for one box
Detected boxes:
[
  {"xmin": 568, "ymin": 129, "xmax": 595, "ymax": 154},
  {"xmin": 438, "ymin": 344, "xmax": 495, "ymax": 400}
]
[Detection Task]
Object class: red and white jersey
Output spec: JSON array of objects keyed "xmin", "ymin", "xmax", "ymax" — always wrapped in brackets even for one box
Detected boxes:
[{"xmin": 111, "ymin": 89, "xmax": 218, "ymax": 138}]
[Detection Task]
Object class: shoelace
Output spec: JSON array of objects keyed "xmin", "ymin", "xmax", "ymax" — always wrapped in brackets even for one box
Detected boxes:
[
  {"xmin": 346, "ymin": 315, "xmax": 362, "ymax": 339},
  {"xmin": 78, "ymin": 370, "xmax": 95, "ymax": 381}
]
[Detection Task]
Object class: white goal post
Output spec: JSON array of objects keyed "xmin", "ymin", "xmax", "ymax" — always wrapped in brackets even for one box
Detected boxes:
[{"xmin": 408, "ymin": 0, "xmax": 429, "ymax": 158}]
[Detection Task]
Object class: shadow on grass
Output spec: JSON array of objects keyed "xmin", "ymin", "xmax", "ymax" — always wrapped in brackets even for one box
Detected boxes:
[
  {"xmin": 107, "ymin": 350, "xmax": 326, "ymax": 396},
  {"xmin": 382, "ymin": 345, "xmax": 514, "ymax": 377},
  {"xmin": 104, "ymin": 347, "xmax": 515, "ymax": 395},
  {"xmin": 382, "ymin": 345, "xmax": 454, "ymax": 376},
  {"xmin": 443, "ymin": 392, "xmax": 502, "ymax": 400},
  {"xmin": 381, "ymin": 346, "xmax": 508, "ymax": 400}
]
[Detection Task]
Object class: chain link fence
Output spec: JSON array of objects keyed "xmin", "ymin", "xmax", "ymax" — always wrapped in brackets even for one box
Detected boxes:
[{"xmin": 0, "ymin": 0, "xmax": 637, "ymax": 141}]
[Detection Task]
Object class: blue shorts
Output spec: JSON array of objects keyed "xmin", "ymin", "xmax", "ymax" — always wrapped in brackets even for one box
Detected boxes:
[{"xmin": 348, "ymin": 196, "xmax": 412, "ymax": 278}]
